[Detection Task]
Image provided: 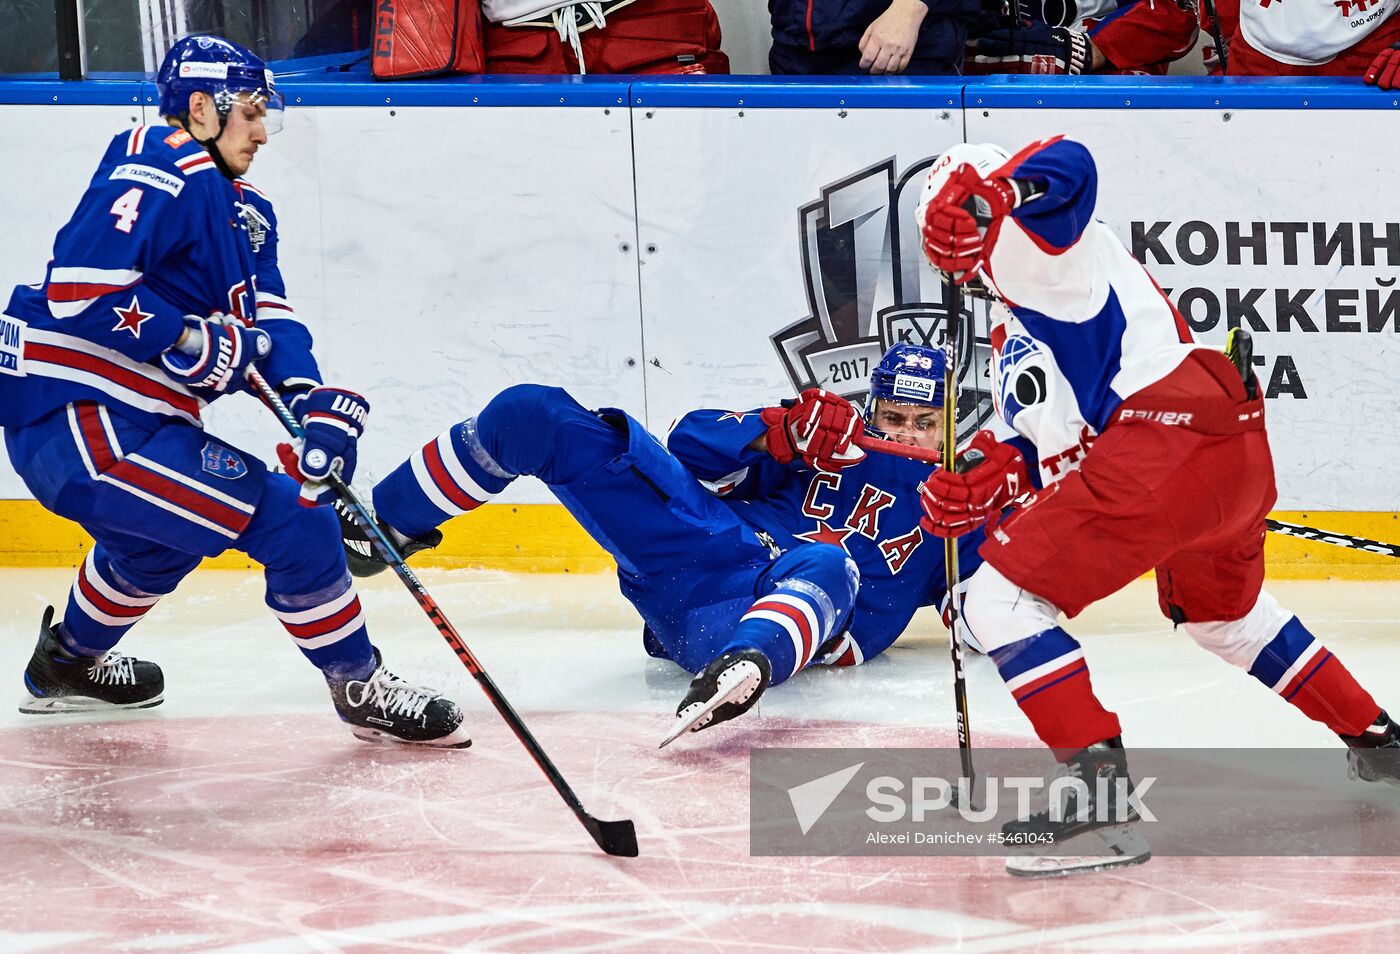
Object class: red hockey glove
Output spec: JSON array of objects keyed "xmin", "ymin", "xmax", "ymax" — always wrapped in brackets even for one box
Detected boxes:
[
  {"xmin": 918, "ymin": 430, "xmax": 1029, "ymax": 538},
  {"xmin": 1365, "ymin": 42, "xmax": 1400, "ymax": 89},
  {"xmin": 760, "ymin": 388, "xmax": 866, "ymax": 473},
  {"xmin": 920, "ymin": 164, "xmax": 1018, "ymax": 283}
]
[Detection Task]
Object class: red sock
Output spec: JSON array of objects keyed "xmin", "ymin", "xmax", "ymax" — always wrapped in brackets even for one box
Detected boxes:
[
  {"xmin": 1279, "ymin": 651, "xmax": 1380, "ymax": 737},
  {"xmin": 991, "ymin": 628, "xmax": 1122, "ymax": 755}
]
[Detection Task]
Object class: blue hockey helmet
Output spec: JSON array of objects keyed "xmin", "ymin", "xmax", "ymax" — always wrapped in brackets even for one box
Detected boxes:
[
  {"xmin": 157, "ymin": 35, "xmax": 284, "ymax": 133},
  {"xmin": 864, "ymin": 343, "xmax": 946, "ymax": 434}
]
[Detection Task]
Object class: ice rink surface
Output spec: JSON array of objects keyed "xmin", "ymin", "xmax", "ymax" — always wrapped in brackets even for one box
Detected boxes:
[{"xmin": 2, "ymin": 568, "xmax": 1399, "ymax": 953}]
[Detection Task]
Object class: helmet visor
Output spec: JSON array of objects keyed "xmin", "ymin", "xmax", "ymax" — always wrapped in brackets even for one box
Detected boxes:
[{"xmin": 217, "ymin": 87, "xmax": 285, "ymax": 135}]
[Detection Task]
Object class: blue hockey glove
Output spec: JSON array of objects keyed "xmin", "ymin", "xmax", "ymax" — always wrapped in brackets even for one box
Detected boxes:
[
  {"xmin": 160, "ymin": 315, "xmax": 270, "ymax": 394},
  {"xmin": 276, "ymin": 386, "xmax": 369, "ymax": 506}
]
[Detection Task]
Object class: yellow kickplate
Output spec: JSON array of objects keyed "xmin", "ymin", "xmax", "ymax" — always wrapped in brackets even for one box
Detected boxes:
[{"xmin": 0, "ymin": 500, "xmax": 1394, "ymax": 579}]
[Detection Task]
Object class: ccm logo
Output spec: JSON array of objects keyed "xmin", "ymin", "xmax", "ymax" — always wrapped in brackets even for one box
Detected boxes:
[{"xmin": 1118, "ymin": 409, "xmax": 1194, "ymax": 427}]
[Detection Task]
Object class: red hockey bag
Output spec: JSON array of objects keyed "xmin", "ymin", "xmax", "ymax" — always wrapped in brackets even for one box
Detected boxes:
[{"xmin": 372, "ymin": 0, "xmax": 487, "ymax": 78}]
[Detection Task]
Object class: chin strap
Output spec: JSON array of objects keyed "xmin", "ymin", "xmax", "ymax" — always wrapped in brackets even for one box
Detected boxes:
[{"xmin": 179, "ymin": 113, "xmax": 237, "ymax": 180}]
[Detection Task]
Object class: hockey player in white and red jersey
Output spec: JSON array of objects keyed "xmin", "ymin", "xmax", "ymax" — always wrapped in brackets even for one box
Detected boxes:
[
  {"xmin": 915, "ymin": 138, "xmax": 1399, "ymax": 875},
  {"xmin": 1220, "ymin": 0, "xmax": 1400, "ymax": 86},
  {"xmin": 0, "ymin": 35, "xmax": 467, "ymax": 747}
]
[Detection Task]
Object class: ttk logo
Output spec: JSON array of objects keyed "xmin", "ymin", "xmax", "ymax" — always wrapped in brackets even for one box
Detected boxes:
[{"xmin": 771, "ymin": 155, "xmax": 994, "ymax": 444}]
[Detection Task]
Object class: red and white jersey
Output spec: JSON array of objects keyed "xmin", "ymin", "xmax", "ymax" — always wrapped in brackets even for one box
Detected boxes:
[
  {"xmin": 1086, "ymin": 0, "xmax": 1200, "ymax": 74},
  {"xmin": 1239, "ymin": 0, "xmax": 1396, "ymax": 66},
  {"xmin": 977, "ymin": 138, "xmax": 1211, "ymax": 486}
]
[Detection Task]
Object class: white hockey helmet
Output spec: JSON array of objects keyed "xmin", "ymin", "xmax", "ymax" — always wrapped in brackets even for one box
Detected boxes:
[
  {"xmin": 915, "ymin": 142, "xmax": 1011, "ymax": 225},
  {"xmin": 915, "ymin": 142, "xmax": 1011, "ymax": 284}
]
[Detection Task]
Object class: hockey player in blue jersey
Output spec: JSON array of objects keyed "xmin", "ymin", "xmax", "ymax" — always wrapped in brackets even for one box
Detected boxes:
[
  {"xmin": 340, "ymin": 344, "xmax": 982, "ymax": 744},
  {"xmin": 0, "ymin": 35, "xmax": 468, "ymax": 747}
]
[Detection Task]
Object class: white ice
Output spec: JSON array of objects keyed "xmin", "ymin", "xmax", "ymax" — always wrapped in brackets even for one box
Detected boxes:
[{"xmin": 2, "ymin": 568, "xmax": 1399, "ymax": 952}]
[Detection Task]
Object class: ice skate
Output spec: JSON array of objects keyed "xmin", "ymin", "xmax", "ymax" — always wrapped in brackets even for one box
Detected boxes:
[
  {"xmin": 1005, "ymin": 823, "xmax": 1152, "ymax": 879},
  {"xmin": 1002, "ymin": 737, "xmax": 1152, "ymax": 878},
  {"xmin": 336, "ymin": 498, "xmax": 441, "ymax": 578},
  {"xmin": 328, "ymin": 649, "xmax": 470, "ymax": 748},
  {"xmin": 1341, "ymin": 710, "xmax": 1400, "ymax": 788},
  {"xmin": 19, "ymin": 606, "xmax": 164, "ymax": 714},
  {"xmin": 660, "ymin": 648, "xmax": 771, "ymax": 748}
]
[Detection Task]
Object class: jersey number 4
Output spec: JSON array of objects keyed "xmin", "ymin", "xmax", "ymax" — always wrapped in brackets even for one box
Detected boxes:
[{"xmin": 109, "ymin": 187, "xmax": 143, "ymax": 233}]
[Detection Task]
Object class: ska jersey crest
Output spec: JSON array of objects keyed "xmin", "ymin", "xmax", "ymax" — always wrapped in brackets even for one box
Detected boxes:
[
  {"xmin": 236, "ymin": 201, "xmax": 271, "ymax": 254},
  {"xmin": 201, "ymin": 441, "xmax": 248, "ymax": 479},
  {"xmin": 771, "ymin": 156, "xmax": 994, "ymax": 445}
]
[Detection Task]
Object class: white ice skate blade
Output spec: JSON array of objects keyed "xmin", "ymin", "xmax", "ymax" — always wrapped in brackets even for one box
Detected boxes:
[
  {"xmin": 18, "ymin": 692, "xmax": 164, "ymax": 715},
  {"xmin": 349, "ymin": 724, "xmax": 472, "ymax": 749},
  {"xmin": 1005, "ymin": 824, "xmax": 1151, "ymax": 879},
  {"xmin": 658, "ymin": 659, "xmax": 762, "ymax": 749}
]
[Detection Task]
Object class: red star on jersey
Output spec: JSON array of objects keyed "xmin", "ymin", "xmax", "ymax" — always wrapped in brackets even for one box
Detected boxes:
[
  {"xmin": 111, "ymin": 296, "xmax": 155, "ymax": 338},
  {"xmin": 795, "ymin": 520, "xmax": 855, "ymax": 550},
  {"xmin": 718, "ymin": 410, "xmax": 756, "ymax": 423}
]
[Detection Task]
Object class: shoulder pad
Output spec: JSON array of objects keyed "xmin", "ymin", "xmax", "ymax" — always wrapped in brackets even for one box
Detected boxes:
[
  {"xmin": 120, "ymin": 125, "xmax": 213, "ymax": 175},
  {"xmin": 100, "ymin": 126, "xmax": 209, "ymax": 195}
]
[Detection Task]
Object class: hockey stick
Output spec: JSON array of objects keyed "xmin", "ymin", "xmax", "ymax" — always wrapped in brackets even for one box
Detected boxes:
[
  {"xmin": 246, "ymin": 369, "xmax": 639, "ymax": 858},
  {"xmin": 851, "ymin": 434, "xmax": 940, "ymax": 462},
  {"xmin": 855, "ymin": 437, "xmax": 1400, "ymax": 561},
  {"xmin": 939, "ymin": 281, "xmax": 980, "ymax": 810},
  {"xmin": 855, "ymin": 433, "xmax": 940, "ymax": 465},
  {"xmin": 1199, "ymin": 0, "xmax": 1229, "ymax": 74},
  {"xmin": 1264, "ymin": 519, "xmax": 1400, "ymax": 558}
]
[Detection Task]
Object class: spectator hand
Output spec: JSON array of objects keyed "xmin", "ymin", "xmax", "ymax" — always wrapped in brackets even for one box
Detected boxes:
[
  {"xmin": 858, "ymin": 0, "xmax": 929, "ymax": 75},
  {"xmin": 1366, "ymin": 42, "xmax": 1400, "ymax": 89}
]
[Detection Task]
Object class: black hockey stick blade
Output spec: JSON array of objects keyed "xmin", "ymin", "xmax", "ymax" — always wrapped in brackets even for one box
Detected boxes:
[
  {"xmin": 585, "ymin": 815, "xmax": 640, "ymax": 857},
  {"xmin": 245, "ymin": 368, "xmax": 641, "ymax": 858}
]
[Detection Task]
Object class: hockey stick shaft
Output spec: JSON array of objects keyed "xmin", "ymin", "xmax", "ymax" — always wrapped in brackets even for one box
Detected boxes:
[
  {"xmin": 1199, "ymin": 0, "xmax": 1229, "ymax": 73},
  {"xmin": 855, "ymin": 438, "xmax": 1400, "ymax": 561},
  {"xmin": 854, "ymin": 434, "xmax": 939, "ymax": 465},
  {"xmin": 247, "ymin": 370, "xmax": 638, "ymax": 857},
  {"xmin": 940, "ymin": 281, "xmax": 978, "ymax": 802}
]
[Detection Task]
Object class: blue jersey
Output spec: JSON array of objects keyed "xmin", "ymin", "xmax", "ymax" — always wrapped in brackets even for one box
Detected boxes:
[
  {"xmin": 667, "ymin": 409, "xmax": 983, "ymax": 664},
  {"xmin": 1, "ymin": 125, "xmax": 319, "ymax": 428}
]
